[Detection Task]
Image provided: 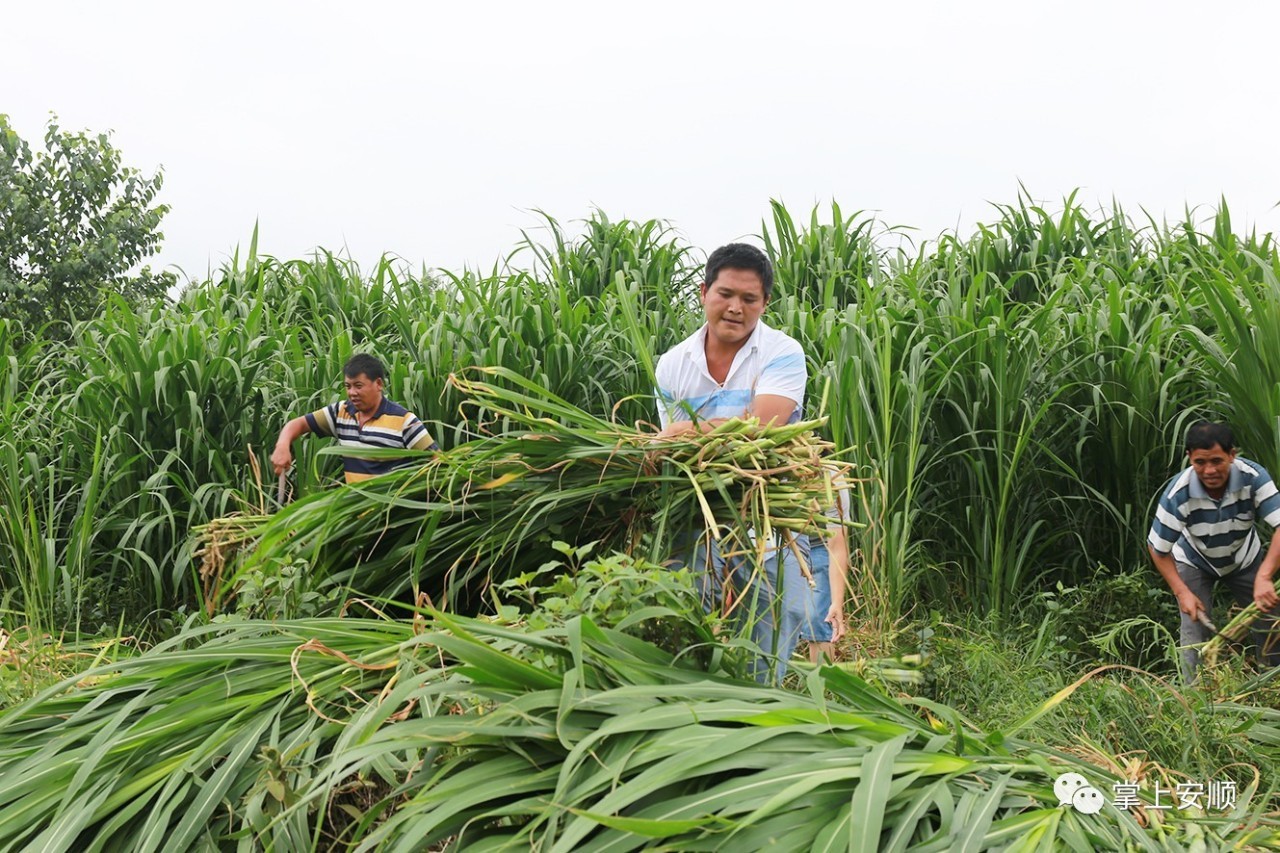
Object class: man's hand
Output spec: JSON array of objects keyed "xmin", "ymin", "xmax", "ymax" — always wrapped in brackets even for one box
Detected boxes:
[
  {"xmin": 1176, "ymin": 588, "xmax": 1206, "ymax": 622},
  {"xmin": 270, "ymin": 445, "xmax": 293, "ymax": 476},
  {"xmin": 653, "ymin": 420, "xmax": 696, "ymax": 440},
  {"xmin": 1256, "ymin": 530, "xmax": 1280, "ymax": 612},
  {"xmin": 271, "ymin": 416, "xmax": 310, "ymax": 475},
  {"xmin": 824, "ymin": 605, "xmax": 846, "ymax": 643},
  {"xmin": 1255, "ymin": 575, "xmax": 1279, "ymax": 612},
  {"xmin": 642, "ymin": 425, "xmax": 686, "ymax": 475}
]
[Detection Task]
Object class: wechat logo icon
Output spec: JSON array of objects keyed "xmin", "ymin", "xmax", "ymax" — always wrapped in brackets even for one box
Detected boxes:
[{"xmin": 1055, "ymin": 772, "xmax": 1105, "ymax": 814}]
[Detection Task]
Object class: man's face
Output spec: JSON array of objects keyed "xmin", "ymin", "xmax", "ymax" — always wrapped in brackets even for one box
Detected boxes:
[
  {"xmin": 701, "ymin": 267, "xmax": 768, "ymax": 347},
  {"xmin": 1188, "ymin": 444, "xmax": 1236, "ymax": 493},
  {"xmin": 345, "ymin": 372, "xmax": 383, "ymax": 414}
]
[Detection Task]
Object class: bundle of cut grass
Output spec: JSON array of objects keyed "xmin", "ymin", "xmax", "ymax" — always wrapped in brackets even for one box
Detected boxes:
[
  {"xmin": 812, "ymin": 651, "xmax": 928, "ymax": 688},
  {"xmin": 202, "ymin": 367, "xmax": 850, "ymax": 611},
  {"xmin": 1199, "ymin": 603, "xmax": 1278, "ymax": 669},
  {"xmin": 193, "ymin": 513, "xmax": 271, "ymax": 612}
]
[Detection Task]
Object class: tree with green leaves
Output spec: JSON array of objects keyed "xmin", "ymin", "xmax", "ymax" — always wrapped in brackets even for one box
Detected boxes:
[{"xmin": 0, "ymin": 114, "xmax": 174, "ymax": 334}]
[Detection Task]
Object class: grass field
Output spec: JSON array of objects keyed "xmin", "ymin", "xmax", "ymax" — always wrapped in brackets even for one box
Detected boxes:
[{"xmin": 3, "ymin": 195, "xmax": 1280, "ymax": 849}]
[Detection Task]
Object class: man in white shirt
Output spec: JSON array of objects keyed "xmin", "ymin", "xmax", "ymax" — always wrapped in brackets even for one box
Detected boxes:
[{"xmin": 654, "ymin": 243, "xmax": 809, "ymax": 683}]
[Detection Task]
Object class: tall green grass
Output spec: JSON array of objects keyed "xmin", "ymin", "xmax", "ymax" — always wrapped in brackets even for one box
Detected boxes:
[{"xmin": 2, "ymin": 199, "xmax": 1277, "ymax": 630}]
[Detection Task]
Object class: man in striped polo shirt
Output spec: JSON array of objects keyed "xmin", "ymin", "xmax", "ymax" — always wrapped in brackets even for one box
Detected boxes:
[
  {"xmin": 271, "ymin": 353, "xmax": 438, "ymax": 484},
  {"xmin": 1148, "ymin": 421, "xmax": 1280, "ymax": 679},
  {"xmin": 653, "ymin": 242, "xmax": 809, "ymax": 684}
]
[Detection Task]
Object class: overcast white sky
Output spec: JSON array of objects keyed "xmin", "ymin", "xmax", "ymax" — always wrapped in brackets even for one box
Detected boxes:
[{"xmin": 5, "ymin": 1, "xmax": 1279, "ymax": 280}]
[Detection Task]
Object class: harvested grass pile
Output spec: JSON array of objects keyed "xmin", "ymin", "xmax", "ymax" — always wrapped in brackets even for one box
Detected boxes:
[
  {"xmin": 3, "ymin": 612, "xmax": 1277, "ymax": 849},
  {"xmin": 1199, "ymin": 603, "xmax": 1279, "ymax": 668},
  {"xmin": 198, "ymin": 368, "xmax": 851, "ymax": 611}
]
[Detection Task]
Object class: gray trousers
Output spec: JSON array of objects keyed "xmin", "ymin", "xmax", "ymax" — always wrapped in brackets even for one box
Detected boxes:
[{"xmin": 1178, "ymin": 560, "xmax": 1280, "ymax": 680}]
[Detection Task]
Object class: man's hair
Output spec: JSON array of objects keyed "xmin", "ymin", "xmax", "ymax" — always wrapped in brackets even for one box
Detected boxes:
[
  {"xmin": 343, "ymin": 353, "xmax": 385, "ymax": 382},
  {"xmin": 1185, "ymin": 421, "xmax": 1235, "ymax": 453},
  {"xmin": 704, "ymin": 243, "xmax": 774, "ymax": 298}
]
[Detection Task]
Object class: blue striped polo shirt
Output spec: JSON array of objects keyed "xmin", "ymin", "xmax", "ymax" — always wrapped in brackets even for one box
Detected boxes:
[
  {"xmin": 1148, "ymin": 457, "xmax": 1280, "ymax": 576},
  {"xmin": 654, "ymin": 319, "xmax": 806, "ymax": 429},
  {"xmin": 305, "ymin": 397, "xmax": 437, "ymax": 483}
]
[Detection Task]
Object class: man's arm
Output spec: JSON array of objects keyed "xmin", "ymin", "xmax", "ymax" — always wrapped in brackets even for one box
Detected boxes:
[
  {"xmin": 1148, "ymin": 544, "xmax": 1205, "ymax": 622},
  {"xmin": 752, "ymin": 339, "xmax": 806, "ymax": 427},
  {"xmin": 402, "ymin": 414, "xmax": 439, "ymax": 451},
  {"xmin": 652, "ymin": 367, "xmax": 731, "ymax": 438},
  {"xmin": 654, "ymin": 417, "xmax": 728, "ymax": 439},
  {"xmin": 1147, "ymin": 481, "xmax": 1200, "ymax": 617},
  {"xmin": 652, "ymin": 358, "xmax": 686, "ymax": 437},
  {"xmin": 751, "ymin": 394, "xmax": 798, "ymax": 427},
  {"xmin": 825, "ymin": 526, "xmax": 849, "ymax": 642},
  {"xmin": 1253, "ymin": 528, "xmax": 1280, "ymax": 611},
  {"xmin": 652, "ymin": 394, "xmax": 800, "ymax": 438},
  {"xmin": 271, "ymin": 416, "xmax": 312, "ymax": 475},
  {"xmin": 1252, "ymin": 471, "xmax": 1280, "ymax": 611}
]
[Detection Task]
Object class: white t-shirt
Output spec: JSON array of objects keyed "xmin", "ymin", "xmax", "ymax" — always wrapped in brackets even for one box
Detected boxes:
[{"xmin": 654, "ymin": 319, "xmax": 806, "ymax": 429}]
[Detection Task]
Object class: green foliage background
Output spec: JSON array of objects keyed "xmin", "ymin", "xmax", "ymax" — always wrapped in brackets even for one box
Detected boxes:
[
  {"xmin": 0, "ymin": 114, "xmax": 173, "ymax": 335},
  {"xmin": 4, "ymin": 196, "xmax": 1280, "ymax": 634}
]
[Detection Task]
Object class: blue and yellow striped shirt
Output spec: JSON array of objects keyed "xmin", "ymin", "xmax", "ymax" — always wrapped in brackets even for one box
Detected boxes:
[{"xmin": 305, "ymin": 398, "xmax": 437, "ymax": 483}]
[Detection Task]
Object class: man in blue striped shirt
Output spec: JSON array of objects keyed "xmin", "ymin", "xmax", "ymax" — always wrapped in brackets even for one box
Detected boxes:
[
  {"xmin": 271, "ymin": 354, "xmax": 438, "ymax": 484},
  {"xmin": 1148, "ymin": 422, "xmax": 1280, "ymax": 678},
  {"xmin": 652, "ymin": 243, "xmax": 810, "ymax": 684}
]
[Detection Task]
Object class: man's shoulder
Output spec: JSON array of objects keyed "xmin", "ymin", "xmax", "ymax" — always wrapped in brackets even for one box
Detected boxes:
[
  {"xmin": 379, "ymin": 399, "xmax": 411, "ymax": 417},
  {"xmin": 1233, "ymin": 458, "xmax": 1276, "ymax": 491},
  {"xmin": 752, "ymin": 322, "xmax": 806, "ymax": 379},
  {"xmin": 1159, "ymin": 468, "xmax": 1195, "ymax": 503},
  {"xmin": 754, "ymin": 321, "xmax": 805, "ymax": 366},
  {"xmin": 656, "ymin": 328, "xmax": 703, "ymax": 376},
  {"xmin": 376, "ymin": 399, "xmax": 425, "ymax": 424},
  {"xmin": 755, "ymin": 319, "xmax": 801, "ymax": 348},
  {"xmin": 1235, "ymin": 457, "xmax": 1272, "ymax": 478}
]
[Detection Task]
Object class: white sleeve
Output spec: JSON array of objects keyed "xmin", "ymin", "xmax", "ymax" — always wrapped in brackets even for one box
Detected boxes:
[
  {"xmin": 654, "ymin": 353, "xmax": 676, "ymax": 430},
  {"xmin": 754, "ymin": 338, "xmax": 806, "ymax": 410}
]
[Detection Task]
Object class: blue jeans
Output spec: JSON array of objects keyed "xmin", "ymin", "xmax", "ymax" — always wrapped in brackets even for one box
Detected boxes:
[
  {"xmin": 799, "ymin": 540, "xmax": 834, "ymax": 642},
  {"xmin": 690, "ymin": 532, "xmax": 810, "ymax": 684}
]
